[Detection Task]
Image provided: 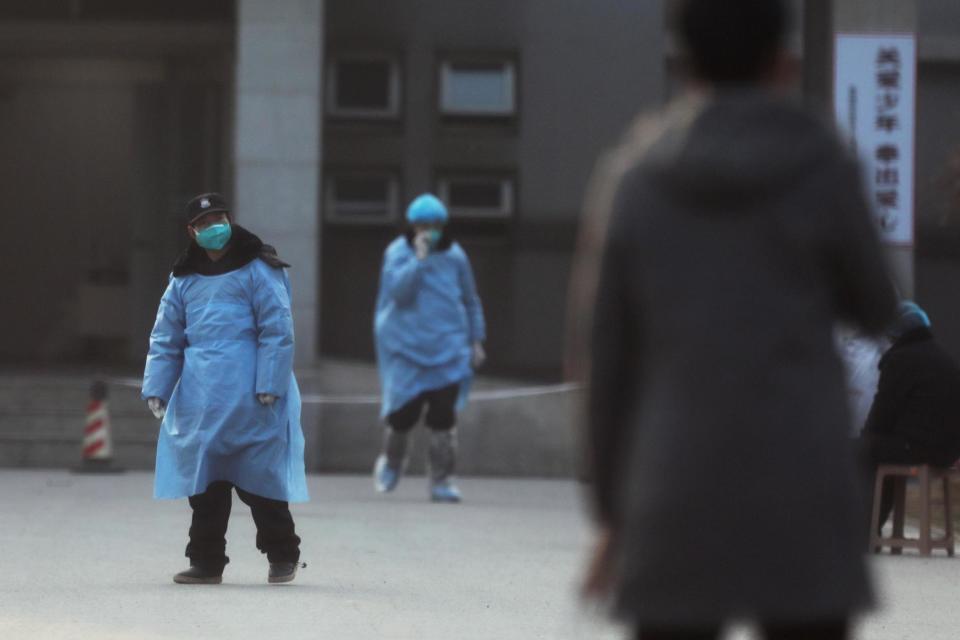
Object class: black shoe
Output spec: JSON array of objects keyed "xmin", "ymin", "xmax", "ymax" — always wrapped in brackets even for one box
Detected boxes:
[
  {"xmin": 173, "ymin": 566, "xmax": 223, "ymax": 585},
  {"xmin": 268, "ymin": 561, "xmax": 305, "ymax": 584}
]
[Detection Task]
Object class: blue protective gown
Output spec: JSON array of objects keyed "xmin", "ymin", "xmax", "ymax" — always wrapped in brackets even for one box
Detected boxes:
[
  {"xmin": 374, "ymin": 237, "xmax": 486, "ymax": 418},
  {"xmin": 142, "ymin": 259, "xmax": 309, "ymax": 502}
]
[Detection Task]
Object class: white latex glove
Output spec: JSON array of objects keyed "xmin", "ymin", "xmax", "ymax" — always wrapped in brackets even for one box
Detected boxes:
[
  {"xmin": 472, "ymin": 342, "xmax": 486, "ymax": 369},
  {"xmin": 257, "ymin": 393, "xmax": 277, "ymax": 406},
  {"xmin": 146, "ymin": 397, "xmax": 166, "ymax": 419},
  {"xmin": 414, "ymin": 231, "xmax": 430, "ymax": 260}
]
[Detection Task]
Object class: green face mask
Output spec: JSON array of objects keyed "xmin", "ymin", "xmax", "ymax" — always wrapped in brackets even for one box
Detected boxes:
[{"xmin": 195, "ymin": 223, "xmax": 232, "ymax": 250}]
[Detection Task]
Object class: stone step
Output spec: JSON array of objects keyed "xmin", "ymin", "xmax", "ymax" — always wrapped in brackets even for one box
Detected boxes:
[{"xmin": 0, "ymin": 367, "xmax": 580, "ymax": 477}]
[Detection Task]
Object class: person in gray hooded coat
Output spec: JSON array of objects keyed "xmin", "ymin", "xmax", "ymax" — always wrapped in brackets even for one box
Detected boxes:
[{"xmin": 576, "ymin": 1, "xmax": 898, "ymax": 638}]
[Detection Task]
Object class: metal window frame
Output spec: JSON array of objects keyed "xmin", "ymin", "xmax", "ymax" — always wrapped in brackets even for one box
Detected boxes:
[
  {"xmin": 324, "ymin": 170, "xmax": 401, "ymax": 225},
  {"xmin": 438, "ymin": 58, "xmax": 517, "ymax": 117},
  {"xmin": 325, "ymin": 53, "xmax": 401, "ymax": 120},
  {"xmin": 436, "ymin": 174, "xmax": 515, "ymax": 219}
]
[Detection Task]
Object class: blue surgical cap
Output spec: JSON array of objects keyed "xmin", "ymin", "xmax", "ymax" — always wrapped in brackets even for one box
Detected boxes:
[
  {"xmin": 890, "ymin": 300, "xmax": 931, "ymax": 338},
  {"xmin": 406, "ymin": 194, "xmax": 448, "ymax": 224}
]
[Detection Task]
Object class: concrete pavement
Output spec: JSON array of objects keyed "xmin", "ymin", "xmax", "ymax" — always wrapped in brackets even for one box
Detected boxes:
[{"xmin": 0, "ymin": 470, "xmax": 958, "ymax": 639}]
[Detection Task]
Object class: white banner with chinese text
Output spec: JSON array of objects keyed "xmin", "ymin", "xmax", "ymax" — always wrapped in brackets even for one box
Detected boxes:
[{"xmin": 834, "ymin": 33, "xmax": 916, "ymax": 247}]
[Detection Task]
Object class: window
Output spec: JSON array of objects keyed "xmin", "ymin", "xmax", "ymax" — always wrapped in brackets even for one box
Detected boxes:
[
  {"xmin": 439, "ymin": 59, "xmax": 516, "ymax": 117},
  {"xmin": 325, "ymin": 173, "xmax": 400, "ymax": 224},
  {"xmin": 437, "ymin": 175, "xmax": 514, "ymax": 218},
  {"xmin": 326, "ymin": 55, "xmax": 400, "ymax": 119}
]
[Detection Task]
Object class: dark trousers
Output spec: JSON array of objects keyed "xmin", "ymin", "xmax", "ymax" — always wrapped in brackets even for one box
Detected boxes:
[
  {"xmin": 387, "ymin": 383, "xmax": 459, "ymax": 433},
  {"xmin": 636, "ymin": 620, "xmax": 848, "ymax": 640},
  {"xmin": 860, "ymin": 433, "xmax": 946, "ymax": 532},
  {"xmin": 186, "ymin": 481, "xmax": 300, "ymax": 569}
]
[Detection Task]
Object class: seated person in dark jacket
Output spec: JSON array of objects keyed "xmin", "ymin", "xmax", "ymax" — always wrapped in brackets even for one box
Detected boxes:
[{"xmin": 862, "ymin": 301, "xmax": 960, "ymax": 531}]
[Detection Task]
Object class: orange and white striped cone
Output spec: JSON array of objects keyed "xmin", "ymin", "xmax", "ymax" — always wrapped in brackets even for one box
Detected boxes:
[{"xmin": 73, "ymin": 380, "xmax": 124, "ymax": 473}]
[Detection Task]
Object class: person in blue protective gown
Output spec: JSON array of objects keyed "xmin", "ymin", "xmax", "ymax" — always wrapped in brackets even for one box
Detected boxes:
[
  {"xmin": 373, "ymin": 193, "xmax": 487, "ymax": 503},
  {"xmin": 142, "ymin": 192, "xmax": 308, "ymax": 585}
]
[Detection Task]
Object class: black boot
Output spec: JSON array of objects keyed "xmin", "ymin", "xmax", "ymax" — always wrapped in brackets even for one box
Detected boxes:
[
  {"xmin": 173, "ymin": 565, "xmax": 223, "ymax": 585},
  {"xmin": 268, "ymin": 561, "xmax": 305, "ymax": 584}
]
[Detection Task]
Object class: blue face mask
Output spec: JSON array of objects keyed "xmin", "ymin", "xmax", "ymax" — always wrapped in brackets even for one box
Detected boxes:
[
  {"xmin": 195, "ymin": 223, "xmax": 232, "ymax": 250},
  {"xmin": 427, "ymin": 229, "xmax": 442, "ymax": 248}
]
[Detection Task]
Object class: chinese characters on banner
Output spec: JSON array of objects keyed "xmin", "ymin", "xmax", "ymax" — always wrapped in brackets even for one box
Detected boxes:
[{"xmin": 834, "ymin": 34, "xmax": 916, "ymax": 246}]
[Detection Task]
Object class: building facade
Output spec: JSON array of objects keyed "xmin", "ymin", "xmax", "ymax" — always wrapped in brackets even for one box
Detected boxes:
[
  {"xmin": 1, "ymin": 0, "xmax": 960, "ymax": 377},
  {"xmin": 320, "ymin": 0, "xmax": 664, "ymax": 376}
]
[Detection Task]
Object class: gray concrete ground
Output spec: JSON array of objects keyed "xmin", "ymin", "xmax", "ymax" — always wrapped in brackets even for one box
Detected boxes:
[{"xmin": 0, "ymin": 470, "xmax": 958, "ymax": 640}]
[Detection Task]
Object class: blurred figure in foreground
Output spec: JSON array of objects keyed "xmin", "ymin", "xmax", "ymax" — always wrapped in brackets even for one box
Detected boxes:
[
  {"xmin": 574, "ymin": 1, "xmax": 898, "ymax": 638},
  {"xmin": 861, "ymin": 301, "xmax": 960, "ymax": 533},
  {"xmin": 372, "ymin": 194, "xmax": 486, "ymax": 503}
]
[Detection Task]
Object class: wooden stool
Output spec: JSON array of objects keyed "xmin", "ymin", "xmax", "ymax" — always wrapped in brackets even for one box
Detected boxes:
[{"xmin": 870, "ymin": 464, "xmax": 956, "ymax": 556}]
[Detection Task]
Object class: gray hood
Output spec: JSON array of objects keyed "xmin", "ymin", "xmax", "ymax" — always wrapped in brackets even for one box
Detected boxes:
[{"xmin": 644, "ymin": 91, "xmax": 843, "ymax": 208}]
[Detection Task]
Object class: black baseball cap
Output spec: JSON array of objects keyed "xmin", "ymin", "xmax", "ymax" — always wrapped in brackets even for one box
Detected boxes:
[{"xmin": 185, "ymin": 192, "xmax": 230, "ymax": 224}]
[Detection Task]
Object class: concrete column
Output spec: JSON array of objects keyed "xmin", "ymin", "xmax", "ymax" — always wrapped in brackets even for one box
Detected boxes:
[
  {"xmin": 806, "ymin": 0, "xmax": 917, "ymax": 297},
  {"xmin": 234, "ymin": 0, "xmax": 323, "ymax": 364}
]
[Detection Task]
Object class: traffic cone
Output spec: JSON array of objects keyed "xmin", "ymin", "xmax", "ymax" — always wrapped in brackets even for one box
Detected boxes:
[{"xmin": 73, "ymin": 380, "xmax": 124, "ymax": 473}]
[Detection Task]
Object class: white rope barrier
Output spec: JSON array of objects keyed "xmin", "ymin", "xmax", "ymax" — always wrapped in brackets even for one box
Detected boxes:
[{"xmin": 106, "ymin": 377, "xmax": 581, "ymax": 405}]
